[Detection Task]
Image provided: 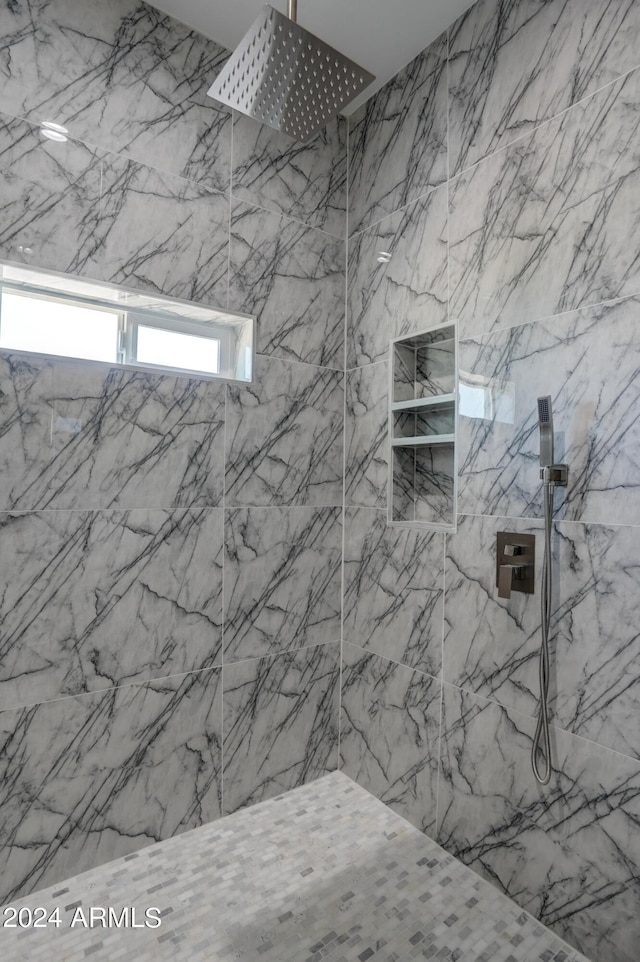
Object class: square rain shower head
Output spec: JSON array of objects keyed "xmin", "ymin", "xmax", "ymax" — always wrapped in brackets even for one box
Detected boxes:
[{"xmin": 207, "ymin": 4, "xmax": 375, "ymax": 142}]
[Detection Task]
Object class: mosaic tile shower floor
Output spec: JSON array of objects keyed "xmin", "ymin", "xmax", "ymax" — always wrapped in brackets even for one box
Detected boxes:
[{"xmin": 1, "ymin": 771, "xmax": 590, "ymax": 962}]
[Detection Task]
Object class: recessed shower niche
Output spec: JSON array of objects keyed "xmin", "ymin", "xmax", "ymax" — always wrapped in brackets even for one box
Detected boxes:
[{"xmin": 388, "ymin": 323, "xmax": 457, "ymax": 530}]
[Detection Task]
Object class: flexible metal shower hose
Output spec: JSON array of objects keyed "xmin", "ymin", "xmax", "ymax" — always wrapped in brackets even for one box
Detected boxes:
[{"xmin": 531, "ymin": 482, "xmax": 555, "ymax": 785}]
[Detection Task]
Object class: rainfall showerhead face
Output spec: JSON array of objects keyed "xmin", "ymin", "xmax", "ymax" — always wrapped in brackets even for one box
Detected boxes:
[{"xmin": 207, "ymin": 4, "xmax": 375, "ymax": 142}]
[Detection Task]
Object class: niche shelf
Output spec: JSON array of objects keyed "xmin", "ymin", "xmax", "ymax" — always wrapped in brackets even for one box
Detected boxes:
[{"xmin": 388, "ymin": 323, "xmax": 457, "ymax": 531}]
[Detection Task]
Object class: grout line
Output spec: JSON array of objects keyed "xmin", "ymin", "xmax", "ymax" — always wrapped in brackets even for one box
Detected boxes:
[
  {"xmin": 457, "ymin": 510, "xmax": 546, "ymax": 523},
  {"xmin": 338, "ymin": 117, "xmax": 350, "ymax": 769},
  {"xmin": 222, "ymin": 504, "xmax": 344, "ymax": 511},
  {"xmin": 437, "ymin": 42, "xmax": 451, "ymax": 840},
  {"xmin": 3, "ymin": 506, "xmax": 630, "ymax": 529},
  {"xmin": 435, "ymin": 680, "xmax": 445, "ymax": 841},
  {"xmin": 435, "ymin": 526, "xmax": 447, "ymax": 839},
  {"xmin": 446, "ymin": 25, "xmax": 450, "ymax": 189},
  {"xmin": 342, "ymin": 504, "xmax": 386, "ymax": 512},
  {"xmin": 225, "ymin": 115, "xmax": 233, "ymax": 313},
  {"xmin": 455, "ymin": 510, "xmax": 640, "ymax": 530},
  {"xmin": 253, "ymin": 350, "xmax": 344, "ymax": 374},
  {"xmin": 222, "ymin": 106, "xmax": 232, "ymax": 822},
  {"xmin": 220, "ymin": 380, "xmax": 228, "ymax": 817},
  {"xmin": 0, "ymin": 505, "xmax": 345, "ymax": 516},
  {"xmin": 223, "ymin": 504, "xmax": 344, "ymax": 513}
]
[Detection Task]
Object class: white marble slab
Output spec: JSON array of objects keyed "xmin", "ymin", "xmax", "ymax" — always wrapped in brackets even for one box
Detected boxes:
[
  {"xmin": 449, "ymin": 0, "xmax": 640, "ymax": 175},
  {"xmin": 343, "ymin": 507, "xmax": 444, "ymax": 678},
  {"xmin": 348, "ymin": 33, "xmax": 447, "ymax": 234},
  {"xmin": 458, "ymin": 295, "xmax": 640, "ymax": 524},
  {"xmin": 222, "ymin": 643, "xmax": 340, "ymax": 814},
  {"xmin": 347, "ymin": 185, "xmax": 448, "ymax": 369},
  {"xmin": 0, "ymin": 666, "xmax": 222, "ymax": 903},
  {"xmin": 229, "ymin": 199, "xmax": 345, "ymax": 370},
  {"xmin": 340, "ymin": 643, "xmax": 441, "ymax": 836},
  {"xmin": 224, "ymin": 506, "xmax": 342, "ymax": 662},
  {"xmin": 232, "ymin": 113, "xmax": 346, "ymax": 238},
  {"xmin": 225, "ymin": 355, "xmax": 343, "ymax": 507},
  {"xmin": 0, "ymin": 508, "xmax": 223, "ymax": 710},
  {"xmin": 450, "ymin": 67, "xmax": 640, "ymax": 339}
]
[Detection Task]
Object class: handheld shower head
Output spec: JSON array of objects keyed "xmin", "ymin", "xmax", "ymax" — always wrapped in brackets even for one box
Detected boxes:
[
  {"xmin": 537, "ymin": 395, "xmax": 554, "ymax": 468},
  {"xmin": 533, "ymin": 393, "xmax": 568, "ymax": 786}
]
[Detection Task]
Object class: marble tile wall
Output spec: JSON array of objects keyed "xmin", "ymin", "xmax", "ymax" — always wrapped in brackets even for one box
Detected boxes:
[
  {"xmin": 344, "ymin": 2, "xmax": 640, "ymax": 961},
  {"xmin": 0, "ymin": 0, "xmax": 344, "ymax": 903}
]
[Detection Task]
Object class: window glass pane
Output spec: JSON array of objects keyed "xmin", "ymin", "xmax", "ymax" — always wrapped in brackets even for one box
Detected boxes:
[
  {"xmin": 136, "ymin": 325, "xmax": 220, "ymax": 374},
  {"xmin": 0, "ymin": 291, "xmax": 119, "ymax": 363},
  {"xmin": 0, "ymin": 263, "xmax": 253, "ymax": 382}
]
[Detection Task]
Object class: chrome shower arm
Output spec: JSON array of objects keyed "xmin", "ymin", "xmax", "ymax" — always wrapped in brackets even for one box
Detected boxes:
[{"xmin": 288, "ymin": 0, "xmax": 297, "ymax": 22}]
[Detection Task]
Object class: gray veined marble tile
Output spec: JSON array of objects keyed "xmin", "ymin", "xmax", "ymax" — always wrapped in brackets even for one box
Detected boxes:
[
  {"xmin": 345, "ymin": 361, "xmax": 388, "ymax": 508},
  {"xmin": 232, "ymin": 113, "xmax": 346, "ymax": 237},
  {"xmin": 95, "ymin": 156, "xmax": 229, "ymax": 305},
  {"xmin": 0, "ymin": 508, "xmax": 223, "ymax": 710},
  {"xmin": 224, "ymin": 506, "xmax": 342, "ymax": 663},
  {"xmin": 222, "ymin": 643, "xmax": 339, "ymax": 815},
  {"xmin": 348, "ymin": 32, "xmax": 447, "ymax": 235},
  {"xmin": 340, "ymin": 643, "xmax": 442, "ymax": 837},
  {"xmin": 0, "ymin": 0, "xmax": 232, "ymax": 190},
  {"xmin": 228, "ymin": 200, "xmax": 345, "ymax": 370},
  {"xmin": 450, "ymin": 66, "xmax": 640, "ymax": 340},
  {"xmin": 0, "ymin": 353, "xmax": 54, "ymax": 511},
  {"xmin": 0, "ymin": 667, "xmax": 222, "ymax": 903},
  {"xmin": 347, "ymin": 185, "xmax": 448, "ymax": 369},
  {"xmin": 0, "ymin": 111, "xmax": 103, "ymax": 274},
  {"xmin": 447, "ymin": 514, "xmax": 640, "ymax": 761},
  {"xmin": 552, "ymin": 520, "xmax": 640, "ymax": 761},
  {"xmin": 0, "ymin": 357, "xmax": 224, "ymax": 514},
  {"xmin": 444, "ymin": 514, "xmax": 544, "ymax": 718},
  {"xmin": 438, "ymin": 685, "xmax": 572, "ymax": 920},
  {"xmin": 225, "ymin": 355, "xmax": 343, "ymax": 508},
  {"xmin": 458, "ymin": 296, "xmax": 640, "ymax": 524},
  {"xmin": 343, "ymin": 507, "xmax": 444, "ymax": 678},
  {"xmin": 539, "ymin": 730, "xmax": 640, "ymax": 962},
  {"xmin": 39, "ymin": 361, "xmax": 226, "ymax": 510},
  {"xmin": 392, "ymin": 443, "xmax": 455, "ymax": 528},
  {"xmin": 438, "ymin": 684, "xmax": 640, "ymax": 962},
  {"xmin": 449, "ymin": 0, "xmax": 640, "ymax": 176},
  {"xmin": 0, "ymin": 0, "xmax": 155, "ymax": 100}
]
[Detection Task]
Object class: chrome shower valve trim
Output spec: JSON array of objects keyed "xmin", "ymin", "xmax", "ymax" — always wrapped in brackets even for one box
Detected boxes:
[{"xmin": 540, "ymin": 464, "xmax": 568, "ymax": 485}]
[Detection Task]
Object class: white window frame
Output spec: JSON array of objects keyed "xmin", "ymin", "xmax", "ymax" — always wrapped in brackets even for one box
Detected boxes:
[
  {"xmin": 123, "ymin": 311, "xmax": 233, "ymax": 377},
  {"xmin": 0, "ymin": 286, "xmax": 126, "ymax": 363},
  {"xmin": 0, "ymin": 262, "xmax": 255, "ymax": 383}
]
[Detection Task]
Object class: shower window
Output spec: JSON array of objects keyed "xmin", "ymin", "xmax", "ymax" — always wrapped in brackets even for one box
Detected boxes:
[
  {"xmin": 0, "ymin": 290, "xmax": 121, "ymax": 364},
  {"xmin": 125, "ymin": 316, "xmax": 225, "ymax": 377},
  {"xmin": 0, "ymin": 263, "xmax": 254, "ymax": 383}
]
